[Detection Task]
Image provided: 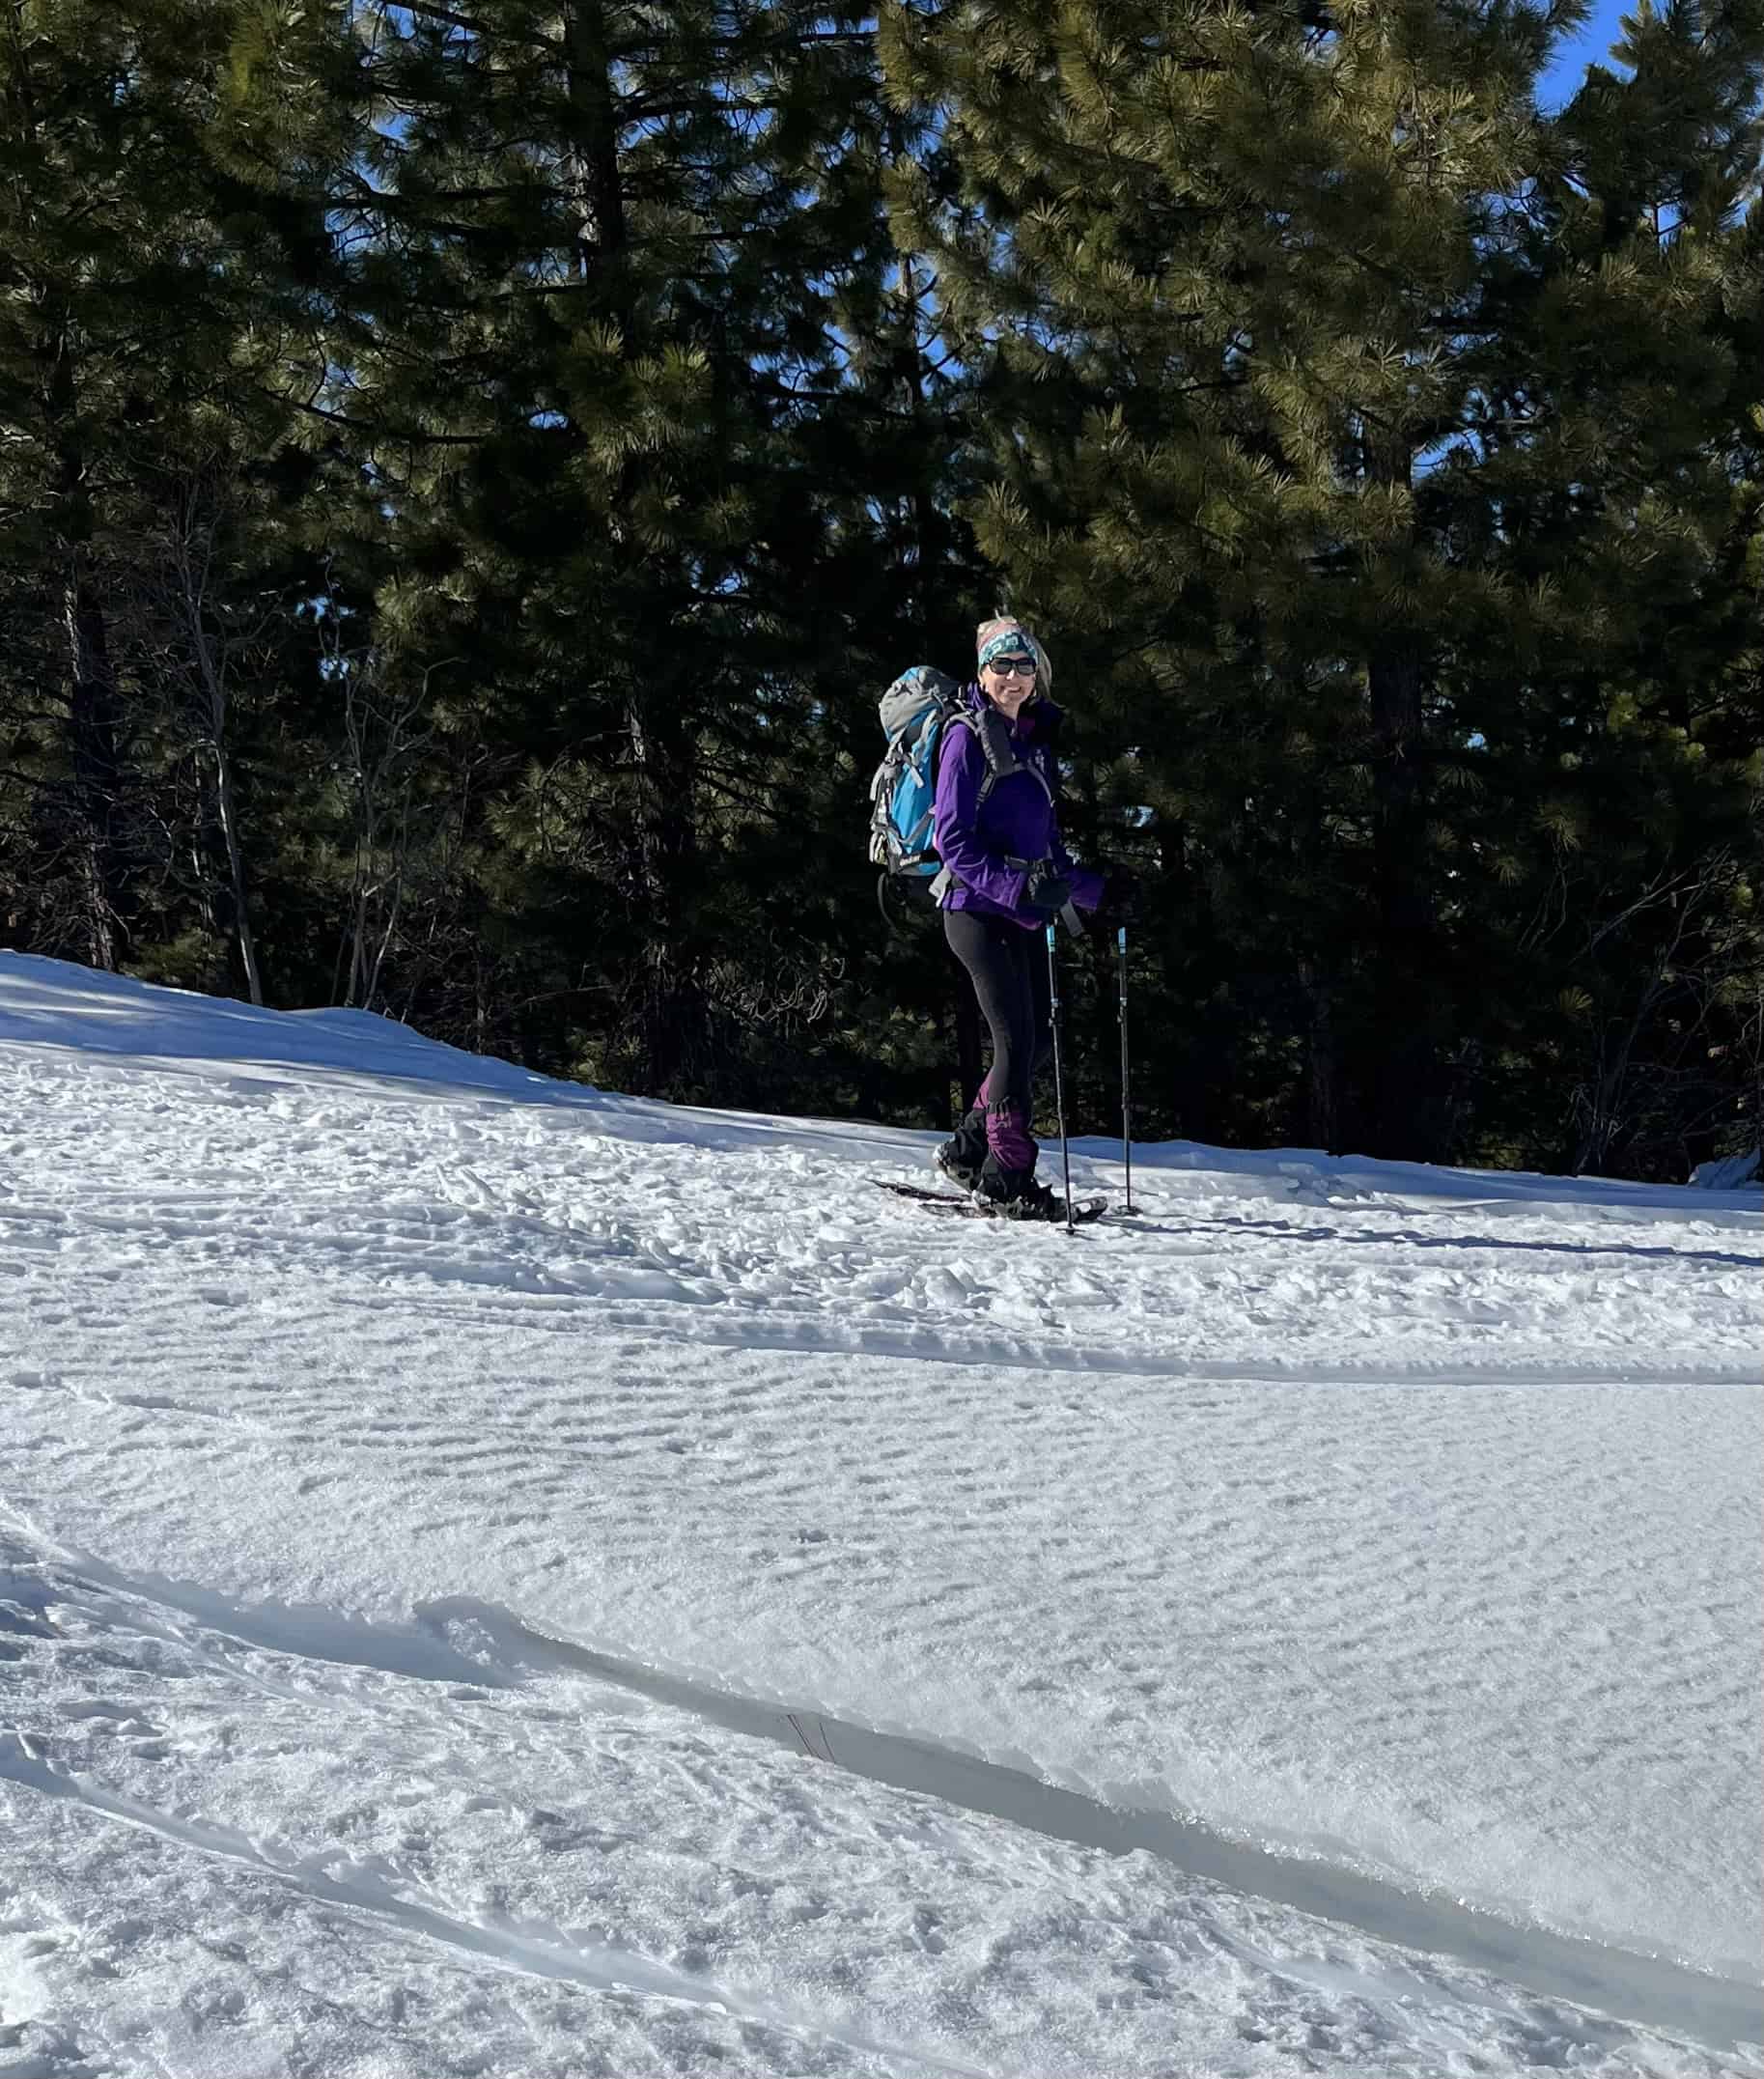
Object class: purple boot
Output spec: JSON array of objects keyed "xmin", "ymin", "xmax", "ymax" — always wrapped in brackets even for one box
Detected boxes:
[{"xmin": 977, "ymin": 1106, "xmax": 1061, "ymax": 1220}]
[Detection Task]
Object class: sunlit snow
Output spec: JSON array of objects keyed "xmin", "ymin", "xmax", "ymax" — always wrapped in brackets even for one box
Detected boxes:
[{"xmin": 1, "ymin": 951, "xmax": 1759, "ymax": 2077}]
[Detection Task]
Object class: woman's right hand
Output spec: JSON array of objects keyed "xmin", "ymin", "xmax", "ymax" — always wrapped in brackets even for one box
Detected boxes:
[{"xmin": 1023, "ymin": 862, "xmax": 1074, "ymax": 915}]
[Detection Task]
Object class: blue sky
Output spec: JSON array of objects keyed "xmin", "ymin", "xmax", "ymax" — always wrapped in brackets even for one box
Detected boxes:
[{"xmin": 1537, "ymin": 1, "xmax": 1637, "ymax": 107}]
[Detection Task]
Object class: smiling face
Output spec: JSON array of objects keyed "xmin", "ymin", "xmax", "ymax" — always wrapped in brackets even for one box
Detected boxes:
[{"xmin": 979, "ymin": 652, "xmax": 1038, "ymax": 717}]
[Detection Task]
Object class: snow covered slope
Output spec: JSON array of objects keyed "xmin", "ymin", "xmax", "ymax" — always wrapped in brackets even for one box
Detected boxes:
[{"xmin": 2, "ymin": 951, "xmax": 1759, "ymax": 2078}]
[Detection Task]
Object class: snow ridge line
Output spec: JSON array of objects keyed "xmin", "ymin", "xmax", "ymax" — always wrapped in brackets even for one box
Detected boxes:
[
  {"xmin": 9, "ymin": 1521, "xmax": 1761, "ymax": 2058},
  {"xmin": 11, "ymin": 1174, "xmax": 1761, "ymax": 1270},
  {"xmin": 355, "ymin": 1291, "xmax": 1762, "ymax": 1389},
  {"xmin": 422, "ymin": 1599, "xmax": 1764, "ymax": 2061}
]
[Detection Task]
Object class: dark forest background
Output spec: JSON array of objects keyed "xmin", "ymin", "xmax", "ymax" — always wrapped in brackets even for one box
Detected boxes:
[{"xmin": 3, "ymin": 0, "xmax": 1759, "ymax": 1179}]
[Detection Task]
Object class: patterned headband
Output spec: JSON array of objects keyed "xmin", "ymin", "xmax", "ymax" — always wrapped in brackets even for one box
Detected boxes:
[{"xmin": 977, "ymin": 627, "xmax": 1041, "ymax": 675}]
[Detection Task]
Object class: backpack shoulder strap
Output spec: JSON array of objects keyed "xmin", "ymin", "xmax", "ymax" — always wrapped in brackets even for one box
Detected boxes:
[
  {"xmin": 936, "ymin": 709, "xmax": 994, "ymax": 801},
  {"xmin": 937, "ymin": 694, "xmax": 1054, "ymax": 809},
  {"xmin": 969, "ymin": 701, "xmax": 1055, "ymax": 809}
]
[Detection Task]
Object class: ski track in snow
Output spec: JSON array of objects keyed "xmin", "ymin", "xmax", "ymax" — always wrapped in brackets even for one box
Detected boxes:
[
  {"xmin": 0, "ymin": 1530, "xmax": 1754, "ymax": 2079},
  {"xmin": 1, "ymin": 955, "xmax": 1760, "ymax": 2076}
]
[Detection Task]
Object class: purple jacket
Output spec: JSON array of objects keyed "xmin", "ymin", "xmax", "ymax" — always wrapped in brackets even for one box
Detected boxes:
[{"xmin": 932, "ymin": 686, "xmax": 1105, "ymax": 928}]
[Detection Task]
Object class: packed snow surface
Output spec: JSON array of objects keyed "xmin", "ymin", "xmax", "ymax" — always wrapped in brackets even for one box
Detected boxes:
[{"xmin": 1, "ymin": 951, "xmax": 1759, "ymax": 2078}]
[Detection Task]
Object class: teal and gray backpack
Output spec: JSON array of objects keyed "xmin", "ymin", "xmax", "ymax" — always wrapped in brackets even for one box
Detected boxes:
[
  {"xmin": 867, "ymin": 666, "xmax": 967, "ymax": 889},
  {"xmin": 867, "ymin": 664, "xmax": 1057, "ymax": 912}
]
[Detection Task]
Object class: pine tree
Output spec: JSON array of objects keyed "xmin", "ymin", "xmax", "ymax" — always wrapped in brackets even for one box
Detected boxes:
[
  {"xmin": 1455, "ymin": 0, "xmax": 1764, "ymax": 1174},
  {"xmin": 218, "ymin": 0, "xmax": 918, "ymax": 1096},
  {"xmin": 0, "ymin": 0, "xmax": 188, "ymax": 967},
  {"xmin": 882, "ymin": 0, "xmax": 1760, "ymax": 1165},
  {"xmin": 0, "ymin": 0, "xmax": 331, "ymax": 992}
]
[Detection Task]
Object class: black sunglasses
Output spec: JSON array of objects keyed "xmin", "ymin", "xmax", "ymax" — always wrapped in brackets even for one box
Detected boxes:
[{"xmin": 987, "ymin": 656, "xmax": 1037, "ymax": 677}]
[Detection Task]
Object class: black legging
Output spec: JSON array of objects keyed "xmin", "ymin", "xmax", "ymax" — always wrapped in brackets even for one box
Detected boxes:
[{"xmin": 944, "ymin": 909, "xmax": 1051, "ymax": 1129}]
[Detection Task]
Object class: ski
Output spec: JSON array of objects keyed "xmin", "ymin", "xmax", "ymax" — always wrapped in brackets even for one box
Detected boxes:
[{"xmin": 872, "ymin": 1179, "xmax": 1108, "ymax": 1223}]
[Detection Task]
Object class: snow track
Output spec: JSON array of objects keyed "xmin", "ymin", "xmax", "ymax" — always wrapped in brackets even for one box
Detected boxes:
[
  {"xmin": 12, "ymin": 1530, "xmax": 1758, "ymax": 2048},
  {"xmin": 2, "ymin": 954, "xmax": 1760, "ymax": 2077},
  {"xmin": 2, "ymin": 1741, "xmax": 988, "ymax": 2079},
  {"xmin": 425, "ymin": 1599, "xmax": 1764, "ymax": 2054},
  {"xmin": 1, "ymin": 1523, "xmax": 1754, "ymax": 2079}
]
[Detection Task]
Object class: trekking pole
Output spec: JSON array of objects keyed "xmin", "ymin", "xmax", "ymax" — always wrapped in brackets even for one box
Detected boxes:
[
  {"xmin": 1045, "ymin": 924, "xmax": 1075, "ymax": 1233},
  {"xmin": 1117, "ymin": 925, "xmax": 1134, "ymax": 1214}
]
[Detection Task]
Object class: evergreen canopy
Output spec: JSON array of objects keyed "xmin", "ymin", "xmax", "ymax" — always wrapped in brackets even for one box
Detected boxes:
[{"xmin": 2, "ymin": 0, "xmax": 1758, "ymax": 1178}]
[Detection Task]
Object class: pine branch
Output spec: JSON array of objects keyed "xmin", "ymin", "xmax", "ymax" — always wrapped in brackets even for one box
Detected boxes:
[
  {"xmin": 284, "ymin": 393, "xmax": 490, "ymax": 447},
  {"xmin": 388, "ymin": 1, "xmax": 559, "ymax": 51},
  {"xmin": 624, "ymin": 96, "xmax": 796, "ymax": 123},
  {"xmin": 339, "ymin": 173, "xmax": 554, "ymax": 209}
]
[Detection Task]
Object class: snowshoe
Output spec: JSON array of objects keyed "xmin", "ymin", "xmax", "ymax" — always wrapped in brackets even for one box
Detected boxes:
[
  {"xmin": 934, "ymin": 1109, "xmax": 989, "ymax": 1194},
  {"xmin": 975, "ymin": 1160, "xmax": 1064, "ymax": 1222},
  {"xmin": 935, "ymin": 1142, "xmax": 985, "ymax": 1193},
  {"xmin": 874, "ymin": 1178, "xmax": 1108, "ymax": 1224}
]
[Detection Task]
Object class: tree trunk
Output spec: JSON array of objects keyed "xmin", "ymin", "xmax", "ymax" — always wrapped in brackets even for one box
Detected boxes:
[
  {"xmin": 1298, "ymin": 956, "xmax": 1344, "ymax": 1153},
  {"xmin": 565, "ymin": 1, "xmax": 705, "ymax": 1093},
  {"xmin": 50, "ymin": 328, "xmax": 129, "ymax": 969},
  {"xmin": 626, "ymin": 687, "xmax": 701, "ymax": 1092},
  {"xmin": 1365, "ymin": 635, "xmax": 1439, "ymax": 1158},
  {"xmin": 563, "ymin": 0, "xmax": 627, "ymax": 267},
  {"xmin": 59, "ymin": 561, "xmax": 126, "ymax": 969},
  {"xmin": 177, "ymin": 519, "xmax": 265, "ymax": 1004},
  {"xmin": 899, "ymin": 256, "xmax": 953, "ymax": 661},
  {"xmin": 1350, "ymin": 420, "xmax": 1437, "ymax": 1155},
  {"xmin": 210, "ymin": 739, "xmax": 264, "ymax": 1004}
]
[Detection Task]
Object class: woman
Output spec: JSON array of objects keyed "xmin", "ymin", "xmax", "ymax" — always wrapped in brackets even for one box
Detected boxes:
[{"xmin": 931, "ymin": 617, "xmax": 1104, "ymax": 1218}]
